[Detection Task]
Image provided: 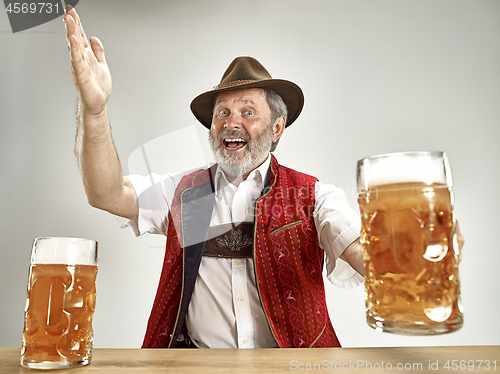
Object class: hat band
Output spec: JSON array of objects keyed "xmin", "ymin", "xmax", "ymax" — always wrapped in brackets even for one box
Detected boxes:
[{"xmin": 216, "ymin": 79, "xmax": 258, "ymax": 90}]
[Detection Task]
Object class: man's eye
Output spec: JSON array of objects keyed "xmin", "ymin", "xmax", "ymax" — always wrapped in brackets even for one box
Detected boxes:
[
  {"xmin": 219, "ymin": 110, "xmax": 228, "ymax": 115},
  {"xmin": 244, "ymin": 111, "xmax": 254, "ymax": 116}
]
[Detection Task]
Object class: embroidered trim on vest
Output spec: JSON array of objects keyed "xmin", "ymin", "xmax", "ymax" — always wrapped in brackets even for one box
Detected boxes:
[
  {"xmin": 309, "ymin": 322, "xmax": 327, "ymax": 348},
  {"xmin": 269, "ymin": 220, "xmax": 303, "ymax": 236}
]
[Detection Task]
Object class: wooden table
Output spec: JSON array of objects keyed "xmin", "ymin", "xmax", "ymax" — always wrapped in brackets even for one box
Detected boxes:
[{"xmin": 1, "ymin": 346, "xmax": 499, "ymax": 373}]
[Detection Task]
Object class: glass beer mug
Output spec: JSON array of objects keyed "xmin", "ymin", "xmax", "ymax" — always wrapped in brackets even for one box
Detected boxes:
[
  {"xmin": 21, "ymin": 237, "xmax": 98, "ymax": 369},
  {"xmin": 356, "ymin": 151, "xmax": 463, "ymax": 335}
]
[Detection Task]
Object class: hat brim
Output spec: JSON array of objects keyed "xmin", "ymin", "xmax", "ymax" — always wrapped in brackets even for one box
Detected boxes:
[{"xmin": 190, "ymin": 79, "xmax": 304, "ymax": 130}]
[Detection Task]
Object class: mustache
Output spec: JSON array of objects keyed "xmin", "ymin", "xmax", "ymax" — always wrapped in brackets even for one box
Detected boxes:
[{"xmin": 217, "ymin": 129, "xmax": 251, "ymax": 142}]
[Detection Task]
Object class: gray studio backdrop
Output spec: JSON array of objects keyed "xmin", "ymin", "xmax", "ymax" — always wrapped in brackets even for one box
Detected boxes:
[{"xmin": 1, "ymin": 0, "xmax": 499, "ymax": 348}]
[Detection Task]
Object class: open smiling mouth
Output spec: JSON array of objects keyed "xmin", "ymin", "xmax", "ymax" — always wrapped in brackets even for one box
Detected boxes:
[{"xmin": 223, "ymin": 137, "xmax": 248, "ymax": 151}]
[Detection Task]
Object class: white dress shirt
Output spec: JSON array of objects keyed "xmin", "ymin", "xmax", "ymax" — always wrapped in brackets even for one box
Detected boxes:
[{"xmin": 123, "ymin": 155, "xmax": 363, "ymax": 348}]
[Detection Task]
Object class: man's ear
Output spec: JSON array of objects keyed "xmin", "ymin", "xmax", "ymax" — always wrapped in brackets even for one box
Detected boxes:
[{"xmin": 272, "ymin": 116, "xmax": 286, "ymax": 142}]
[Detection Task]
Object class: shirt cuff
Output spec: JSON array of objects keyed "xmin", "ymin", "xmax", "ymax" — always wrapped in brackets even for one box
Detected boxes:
[
  {"xmin": 324, "ymin": 224, "xmax": 364, "ymax": 288},
  {"xmin": 326, "ymin": 258, "xmax": 364, "ymax": 288},
  {"xmin": 117, "ymin": 174, "xmax": 168, "ymax": 237}
]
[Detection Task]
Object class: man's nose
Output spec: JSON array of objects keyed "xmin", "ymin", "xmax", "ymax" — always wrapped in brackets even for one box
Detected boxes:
[{"xmin": 224, "ymin": 113, "xmax": 242, "ymax": 130}]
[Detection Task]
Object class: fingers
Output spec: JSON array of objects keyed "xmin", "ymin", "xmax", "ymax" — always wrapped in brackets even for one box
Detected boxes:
[
  {"xmin": 64, "ymin": 14, "xmax": 84, "ymax": 69},
  {"xmin": 65, "ymin": 6, "xmax": 89, "ymax": 48},
  {"xmin": 456, "ymin": 220, "xmax": 465, "ymax": 249},
  {"xmin": 454, "ymin": 220, "xmax": 465, "ymax": 264},
  {"xmin": 64, "ymin": 11, "xmax": 80, "ymax": 54},
  {"xmin": 63, "ymin": 8, "xmax": 91, "ymax": 77},
  {"xmin": 64, "ymin": 7, "xmax": 102, "ymax": 84},
  {"xmin": 90, "ymin": 37, "xmax": 106, "ymax": 64}
]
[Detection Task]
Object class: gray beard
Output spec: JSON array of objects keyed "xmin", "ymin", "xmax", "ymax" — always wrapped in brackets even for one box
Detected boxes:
[{"xmin": 208, "ymin": 126, "xmax": 274, "ymax": 177}]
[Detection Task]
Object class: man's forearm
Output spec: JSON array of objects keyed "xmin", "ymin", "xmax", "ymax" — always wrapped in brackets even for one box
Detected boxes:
[{"xmin": 75, "ymin": 104, "xmax": 124, "ymax": 210}]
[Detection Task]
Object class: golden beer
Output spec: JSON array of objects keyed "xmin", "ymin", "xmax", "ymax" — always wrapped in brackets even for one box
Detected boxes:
[
  {"xmin": 357, "ymin": 152, "xmax": 463, "ymax": 334},
  {"xmin": 21, "ymin": 238, "xmax": 98, "ymax": 369}
]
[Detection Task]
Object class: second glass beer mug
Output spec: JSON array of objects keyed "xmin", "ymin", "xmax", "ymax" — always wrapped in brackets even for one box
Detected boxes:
[
  {"xmin": 356, "ymin": 151, "xmax": 463, "ymax": 335},
  {"xmin": 21, "ymin": 237, "xmax": 98, "ymax": 369}
]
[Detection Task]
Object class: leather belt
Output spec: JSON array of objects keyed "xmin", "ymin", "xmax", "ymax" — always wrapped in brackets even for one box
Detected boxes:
[{"xmin": 203, "ymin": 222, "xmax": 253, "ymax": 259}]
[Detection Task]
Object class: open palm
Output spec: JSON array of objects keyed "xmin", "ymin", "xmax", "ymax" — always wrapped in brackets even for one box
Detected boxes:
[{"xmin": 64, "ymin": 8, "xmax": 111, "ymax": 114}]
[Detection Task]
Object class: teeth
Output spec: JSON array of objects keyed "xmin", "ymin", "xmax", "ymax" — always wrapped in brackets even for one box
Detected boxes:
[{"xmin": 225, "ymin": 138, "xmax": 246, "ymax": 142}]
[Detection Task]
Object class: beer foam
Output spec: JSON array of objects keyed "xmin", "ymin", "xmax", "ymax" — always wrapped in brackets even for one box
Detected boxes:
[
  {"xmin": 31, "ymin": 237, "xmax": 98, "ymax": 266},
  {"xmin": 357, "ymin": 151, "xmax": 452, "ymax": 189}
]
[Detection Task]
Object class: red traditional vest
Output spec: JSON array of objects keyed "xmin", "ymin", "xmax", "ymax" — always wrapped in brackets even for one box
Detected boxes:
[{"xmin": 142, "ymin": 155, "xmax": 341, "ymax": 348}]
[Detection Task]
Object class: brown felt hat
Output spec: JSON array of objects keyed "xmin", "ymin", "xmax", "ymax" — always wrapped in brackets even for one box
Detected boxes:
[{"xmin": 190, "ymin": 56, "xmax": 304, "ymax": 129}]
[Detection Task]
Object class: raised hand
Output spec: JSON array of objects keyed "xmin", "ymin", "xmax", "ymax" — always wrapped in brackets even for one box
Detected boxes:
[{"xmin": 64, "ymin": 7, "xmax": 111, "ymax": 115}]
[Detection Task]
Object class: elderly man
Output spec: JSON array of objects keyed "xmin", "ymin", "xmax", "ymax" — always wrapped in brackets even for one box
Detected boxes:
[{"xmin": 64, "ymin": 7, "xmax": 371, "ymax": 349}]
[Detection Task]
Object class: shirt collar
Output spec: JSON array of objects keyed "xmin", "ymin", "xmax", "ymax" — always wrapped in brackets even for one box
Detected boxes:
[{"xmin": 214, "ymin": 154, "xmax": 272, "ymax": 192}]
